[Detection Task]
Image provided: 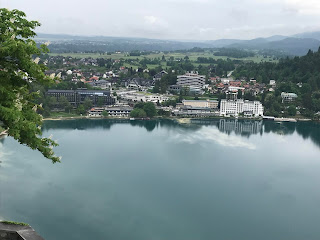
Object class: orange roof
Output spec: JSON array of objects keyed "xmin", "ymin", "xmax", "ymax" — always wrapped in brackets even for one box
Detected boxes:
[
  {"xmin": 90, "ymin": 76, "xmax": 99, "ymax": 81},
  {"xmin": 230, "ymin": 82, "xmax": 241, "ymax": 87}
]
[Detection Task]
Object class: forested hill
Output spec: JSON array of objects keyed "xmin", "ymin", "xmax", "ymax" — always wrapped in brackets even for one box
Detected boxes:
[
  {"xmin": 233, "ymin": 48, "xmax": 320, "ymax": 117},
  {"xmin": 36, "ymin": 33, "xmax": 320, "ymax": 56},
  {"xmin": 234, "ymin": 48, "xmax": 320, "ymax": 87},
  {"xmin": 227, "ymin": 38, "xmax": 320, "ymax": 56}
]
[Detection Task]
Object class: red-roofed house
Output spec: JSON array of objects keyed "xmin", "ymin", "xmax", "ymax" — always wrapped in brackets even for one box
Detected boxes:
[{"xmin": 90, "ymin": 76, "xmax": 99, "ymax": 81}]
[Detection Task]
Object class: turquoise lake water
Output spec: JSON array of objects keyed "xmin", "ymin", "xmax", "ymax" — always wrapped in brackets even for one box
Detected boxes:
[{"xmin": 1, "ymin": 119, "xmax": 320, "ymax": 240}]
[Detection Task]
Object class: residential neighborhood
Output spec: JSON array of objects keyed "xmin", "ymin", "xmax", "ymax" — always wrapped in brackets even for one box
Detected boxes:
[{"xmin": 42, "ymin": 54, "xmax": 308, "ymax": 120}]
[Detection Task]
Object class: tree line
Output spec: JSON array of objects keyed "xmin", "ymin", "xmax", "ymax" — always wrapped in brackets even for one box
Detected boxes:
[{"xmin": 233, "ymin": 48, "xmax": 320, "ymax": 118}]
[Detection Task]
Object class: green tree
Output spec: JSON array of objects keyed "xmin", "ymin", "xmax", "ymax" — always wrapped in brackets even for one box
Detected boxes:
[
  {"xmin": 153, "ymin": 80, "xmax": 160, "ymax": 93},
  {"xmin": 143, "ymin": 102, "xmax": 157, "ymax": 117},
  {"xmin": 97, "ymin": 97, "xmax": 104, "ymax": 107},
  {"xmin": 288, "ymin": 105, "xmax": 297, "ymax": 116},
  {"xmin": 162, "ymin": 99, "xmax": 177, "ymax": 107},
  {"xmin": 134, "ymin": 102, "xmax": 145, "ymax": 109},
  {"xmin": 0, "ymin": 9, "xmax": 59, "ymax": 162},
  {"xmin": 130, "ymin": 108, "xmax": 147, "ymax": 118},
  {"xmin": 42, "ymin": 106, "xmax": 51, "ymax": 118},
  {"xmin": 76, "ymin": 104, "xmax": 86, "ymax": 115},
  {"xmin": 157, "ymin": 109, "xmax": 170, "ymax": 116},
  {"xmin": 102, "ymin": 111, "xmax": 109, "ymax": 117},
  {"xmin": 65, "ymin": 102, "xmax": 73, "ymax": 113},
  {"xmin": 47, "ymin": 96, "xmax": 58, "ymax": 110},
  {"xmin": 58, "ymin": 96, "xmax": 71, "ymax": 112},
  {"xmin": 83, "ymin": 98, "xmax": 93, "ymax": 110}
]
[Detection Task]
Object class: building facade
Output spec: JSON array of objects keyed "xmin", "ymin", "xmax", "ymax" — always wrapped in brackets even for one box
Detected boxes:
[
  {"xmin": 168, "ymin": 85, "xmax": 181, "ymax": 93},
  {"xmin": 88, "ymin": 106, "xmax": 133, "ymax": 117},
  {"xmin": 153, "ymin": 70, "xmax": 168, "ymax": 81},
  {"xmin": 281, "ymin": 92, "xmax": 298, "ymax": 103},
  {"xmin": 220, "ymin": 99, "xmax": 264, "ymax": 117},
  {"xmin": 173, "ymin": 106, "xmax": 214, "ymax": 117},
  {"xmin": 47, "ymin": 89, "xmax": 115, "ymax": 106},
  {"xmin": 176, "ymin": 72, "xmax": 206, "ymax": 94},
  {"xmin": 182, "ymin": 99, "xmax": 219, "ymax": 109},
  {"xmin": 120, "ymin": 93, "xmax": 170, "ymax": 103}
]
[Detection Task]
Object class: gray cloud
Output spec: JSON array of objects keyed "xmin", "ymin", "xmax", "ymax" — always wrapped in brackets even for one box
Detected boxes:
[{"xmin": 1, "ymin": 0, "xmax": 320, "ymax": 40}]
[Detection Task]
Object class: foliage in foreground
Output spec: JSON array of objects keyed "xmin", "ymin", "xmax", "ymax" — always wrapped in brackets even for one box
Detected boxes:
[{"xmin": 0, "ymin": 8, "xmax": 60, "ymax": 162}]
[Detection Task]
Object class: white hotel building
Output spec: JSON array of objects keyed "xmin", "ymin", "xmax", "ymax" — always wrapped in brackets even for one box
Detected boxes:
[
  {"xmin": 220, "ymin": 99, "xmax": 264, "ymax": 117},
  {"xmin": 177, "ymin": 72, "xmax": 206, "ymax": 94}
]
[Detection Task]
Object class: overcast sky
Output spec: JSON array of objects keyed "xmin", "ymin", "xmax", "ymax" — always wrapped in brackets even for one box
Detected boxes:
[{"xmin": 1, "ymin": 0, "xmax": 320, "ymax": 40}]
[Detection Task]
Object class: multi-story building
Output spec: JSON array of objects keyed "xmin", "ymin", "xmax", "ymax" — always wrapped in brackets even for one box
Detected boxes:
[
  {"xmin": 182, "ymin": 100, "xmax": 219, "ymax": 109},
  {"xmin": 120, "ymin": 93, "xmax": 170, "ymax": 103},
  {"xmin": 168, "ymin": 85, "xmax": 182, "ymax": 93},
  {"xmin": 47, "ymin": 89, "xmax": 115, "ymax": 106},
  {"xmin": 226, "ymin": 91, "xmax": 238, "ymax": 100},
  {"xmin": 172, "ymin": 106, "xmax": 213, "ymax": 117},
  {"xmin": 220, "ymin": 99, "xmax": 264, "ymax": 117},
  {"xmin": 281, "ymin": 92, "xmax": 297, "ymax": 103},
  {"xmin": 176, "ymin": 72, "xmax": 206, "ymax": 94},
  {"xmin": 153, "ymin": 70, "xmax": 168, "ymax": 82},
  {"xmin": 87, "ymin": 80, "xmax": 111, "ymax": 89},
  {"xmin": 88, "ymin": 106, "xmax": 133, "ymax": 117}
]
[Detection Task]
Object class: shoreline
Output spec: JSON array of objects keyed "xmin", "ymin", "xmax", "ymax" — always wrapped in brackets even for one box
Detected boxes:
[{"xmin": 43, "ymin": 115, "xmax": 318, "ymax": 123}]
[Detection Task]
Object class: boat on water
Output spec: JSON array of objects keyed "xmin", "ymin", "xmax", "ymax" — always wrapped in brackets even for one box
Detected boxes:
[{"xmin": 130, "ymin": 118, "xmax": 135, "ymax": 120}]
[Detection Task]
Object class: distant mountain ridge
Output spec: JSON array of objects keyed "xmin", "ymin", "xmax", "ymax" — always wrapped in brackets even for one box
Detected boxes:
[
  {"xmin": 226, "ymin": 37, "xmax": 320, "ymax": 56},
  {"xmin": 36, "ymin": 31, "xmax": 320, "ymax": 56},
  {"xmin": 293, "ymin": 31, "xmax": 320, "ymax": 41}
]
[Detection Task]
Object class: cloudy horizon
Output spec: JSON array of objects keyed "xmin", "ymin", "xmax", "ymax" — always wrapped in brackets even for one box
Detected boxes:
[{"xmin": 1, "ymin": 0, "xmax": 320, "ymax": 40}]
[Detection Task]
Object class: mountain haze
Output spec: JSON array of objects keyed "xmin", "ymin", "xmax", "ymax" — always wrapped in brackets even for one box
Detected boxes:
[
  {"xmin": 36, "ymin": 31, "xmax": 320, "ymax": 56},
  {"xmin": 293, "ymin": 31, "xmax": 320, "ymax": 41}
]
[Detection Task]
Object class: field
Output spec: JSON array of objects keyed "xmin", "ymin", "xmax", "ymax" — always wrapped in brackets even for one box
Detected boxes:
[{"xmin": 48, "ymin": 51, "xmax": 277, "ymax": 64}]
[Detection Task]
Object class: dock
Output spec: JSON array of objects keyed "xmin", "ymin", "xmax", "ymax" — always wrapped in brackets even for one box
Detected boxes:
[{"xmin": 274, "ymin": 118, "xmax": 297, "ymax": 122}]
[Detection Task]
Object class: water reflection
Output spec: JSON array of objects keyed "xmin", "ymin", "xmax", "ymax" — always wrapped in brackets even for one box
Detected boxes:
[
  {"xmin": 42, "ymin": 119, "xmax": 320, "ymax": 149},
  {"xmin": 193, "ymin": 119, "xmax": 320, "ymax": 149},
  {"xmin": 2, "ymin": 119, "xmax": 320, "ymax": 240},
  {"xmin": 43, "ymin": 119, "xmax": 202, "ymax": 132},
  {"xmin": 192, "ymin": 119, "xmax": 263, "ymax": 136}
]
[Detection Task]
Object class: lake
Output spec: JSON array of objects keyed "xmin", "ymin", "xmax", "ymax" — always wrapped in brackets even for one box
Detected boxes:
[{"xmin": 1, "ymin": 119, "xmax": 320, "ymax": 240}]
